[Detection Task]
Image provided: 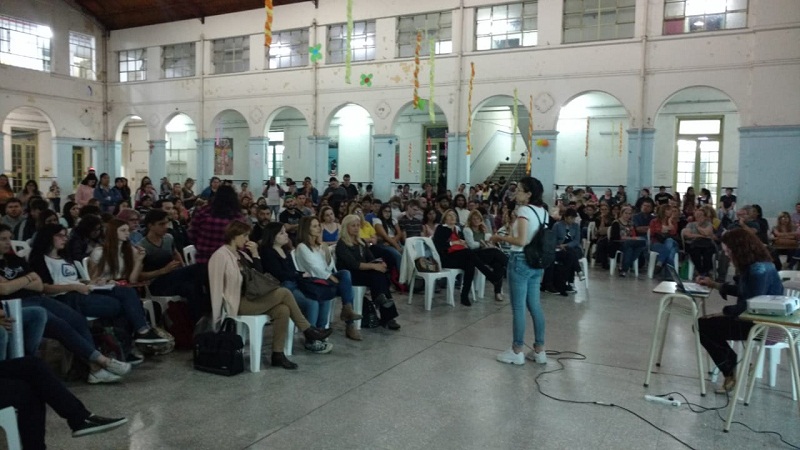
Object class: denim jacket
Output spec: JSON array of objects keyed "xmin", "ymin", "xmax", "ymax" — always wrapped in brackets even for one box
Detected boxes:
[
  {"xmin": 553, "ymin": 221, "xmax": 581, "ymax": 250},
  {"xmin": 721, "ymin": 261, "xmax": 783, "ymax": 317}
]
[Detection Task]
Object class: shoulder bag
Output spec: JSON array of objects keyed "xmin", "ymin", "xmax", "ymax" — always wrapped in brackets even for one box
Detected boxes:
[
  {"xmin": 297, "ymin": 277, "xmax": 338, "ymax": 301},
  {"xmin": 241, "ymin": 264, "xmax": 281, "ymax": 300}
]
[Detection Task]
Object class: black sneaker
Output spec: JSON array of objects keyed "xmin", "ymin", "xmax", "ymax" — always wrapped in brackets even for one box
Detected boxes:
[
  {"xmin": 72, "ymin": 415, "xmax": 128, "ymax": 437},
  {"xmin": 126, "ymin": 353, "xmax": 144, "ymax": 366},
  {"xmin": 382, "ymin": 319, "xmax": 401, "ymax": 330},
  {"xmin": 134, "ymin": 328, "xmax": 169, "ymax": 344},
  {"xmin": 544, "ymin": 286, "xmax": 560, "ymax": 294}
]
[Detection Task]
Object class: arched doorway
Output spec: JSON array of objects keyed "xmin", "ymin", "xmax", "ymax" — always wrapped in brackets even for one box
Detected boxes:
[
  {"xmin": 470, "ymin": 95, "xmax": 531, "ymax": 186},
  {"xmin": 165, "ymin": 113, "xmax": 198, "ymax": 185},
  {"xmin": 327, "ymin": 104, "xmax": 373, "ymax": 183},
  {"xmin": 117, "ymin": 115, "xmax": 149, "ymax": 188},
  {"xmin": 555, "ymin": 92, "xmax": 629, "ymax": 189},
  {"xmin": 264, "ymin": 107, "xmax": 310, "ymax": 185},
  {"xmin": 654, "ymin": 87, "xmax": 739, "ymax": 203},
  {"xmin": 392, "ymin": 102, "xmax": 449, "ymax": 189},
  {"xmin": 2, "ymin": 106, "xmax": 57, "ymax": 191}
]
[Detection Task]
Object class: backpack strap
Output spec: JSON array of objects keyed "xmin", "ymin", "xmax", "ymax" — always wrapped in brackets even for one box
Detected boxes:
[{"xmin": 526, "ymin": 205, "xmax": 548, "ymax": 230}]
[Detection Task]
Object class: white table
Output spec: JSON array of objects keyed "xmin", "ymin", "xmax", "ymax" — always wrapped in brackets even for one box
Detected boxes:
[{"xmin": 643, "ymin": 282, "xmax": 711, "ymax": 396}]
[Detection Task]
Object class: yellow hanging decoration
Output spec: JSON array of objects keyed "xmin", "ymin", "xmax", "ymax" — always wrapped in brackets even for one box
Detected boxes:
[
  {"xmin": 512, "ymin": 88, "xmax": 519, "ymax": 156},
  {"xmin": 585, "ymin": 117, "xmax": 590, "ymax": 158},
  {"xmin": 466, "ymin": 62, "xmax": 475, "ymax": 155},
  {"xmin": 527, "ymin": 95, "xmax": 533, "ymax": 174},
  {"xmin": 413, "ymin": 31, "xmax": 422, "ymax": 110},
  {"xmin": 264, "ymin": 0, "xmax": 273, "ymax": 47},
  {"xmin": 429, "ymin": 38, "xmax": 436, "ymax": 123},
  {"xmin": 619, "ymin": 122, "xmax": 623, "ymax": 156},
  {"xmin": 345, "ymin": 0, "xmax": 353, "ymax": 84},
  {"xmin": 408, "ymin": 143, "xmax": 413, "ymax": 173}
]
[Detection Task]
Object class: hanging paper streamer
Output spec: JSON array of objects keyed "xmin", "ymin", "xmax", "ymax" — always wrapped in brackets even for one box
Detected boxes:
[
  {"xmin": 309, "ymin": 44, "xmax": 322, "ymax": 63},
  {"xmin": 264, "ymin": 0, "xmax": 273, "ymax": 47},
  {"xmin": 585, "ymin": 117, "xmax": 589, "ymax": 158},
  {"xmin": 413, "ymin": 31, "xmax": 422, "ymax": 110},
  {"xmin": 619, "ymin": 122, "xmax": 623, "ymax": 156},
  {"xmin": 408, "ymin": 143, "xmax": 413, "ymax": 172},
  {"xmin": 466, "ymin": 62, "xmax": 475, "ymax": 155},
  {"xmin": 511, "ymin": 88, "xmax": 519, "ymax": 156},
  {"xmin": 429, "ymin": 38, "xmax": 436, "ymax": 123},
  {"xmin": 345, "ymin": 0, "xmax": 353, "ymax": 84},
  {"xmin": 527, "ymin": 94, "xmax": 533, "ymax": 174},
  {"xmin": 215, "ymin": 124, "xmax": 221, "ymax": 146},
  {"xmin": 360, "ymin": 73, "xmax": 373, "ymax": 87}
]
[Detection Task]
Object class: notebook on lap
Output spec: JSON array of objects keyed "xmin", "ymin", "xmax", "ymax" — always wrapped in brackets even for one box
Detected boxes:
[{"xmin": 666, "ymin": 265, "xmax": 711, "ymax": 295}]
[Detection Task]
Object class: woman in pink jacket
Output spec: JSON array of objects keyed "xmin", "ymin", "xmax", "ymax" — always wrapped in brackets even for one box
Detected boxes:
[{"xmin": 74, "ymin": 173, "xmax": 98, "ymax": 206}]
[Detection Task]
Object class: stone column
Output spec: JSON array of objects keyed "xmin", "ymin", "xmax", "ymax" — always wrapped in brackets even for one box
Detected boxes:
[
  {"xmin": 371, "ymin": 134, "xmax": 398, "ymax": 201},
  {"xmin": 195, "ymin": 138, "xmax": 215, "ymax": 186},
  {"xmin": 447, "ymin": 133, "xmax": 469, "ymax": 189},
  {"xmin": 626, "ymin": 128, "xmax": 655, "ymax": 194},
  {"xmin": 529, "ymin": 130, "xmax": 559, "ymax": 203},
  {"xmin": 307, "ymin": 135, "xmax": 331, "ymax": 191},
  {"xmin": 148, "ymin": 139, "xmax": 167, "ymax": 183},
  {"xmin": 248, "ymin": 137, "xmax": 268, "ymax": 190},
  {"xmin": 52, "ymin": 137, "xmax": 81, "ymax": 193}
]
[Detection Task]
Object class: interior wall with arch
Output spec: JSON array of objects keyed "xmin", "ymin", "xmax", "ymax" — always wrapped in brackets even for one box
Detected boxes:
[
  {"xmin": 119, "ymin": 118, "xmax": 149, "ymax": 183},
  {"xmin": 393, "ymin": 103, "xmax": 448, "ymax": 185},
  {"xmin": 328, "ymin": 104, "xmax": 373, "ymax": 182},
  {"xmin": 1, "ymin": 108, "xmax": 55, "ymax": 186},
  {"xmin": 266, "ymin": 107, "xmax": 310, "ymax": 184}
]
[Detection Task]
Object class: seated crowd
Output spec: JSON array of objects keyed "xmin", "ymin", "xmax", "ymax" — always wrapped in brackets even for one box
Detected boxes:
[{"xmin": 1, "ymin": 169, "xmax": 799, "ymax": 447}]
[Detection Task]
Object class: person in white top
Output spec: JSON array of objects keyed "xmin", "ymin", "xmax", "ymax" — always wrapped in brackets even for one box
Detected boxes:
[
  {"xmin": 88, "ymin": 219, "xmax": 145, "ymax": 282},
  {"xmin": 490, "ymin": 176, "xmax": 548, "ymax": 366},
  {"xmin": 294, "ymin": 216, "xmax": 363, "ymax": 340},
  {"xmin": 262, "ymin": 176, "xmax": 284, "ymax": 218},
  {"xmin": 28, "ymin": 224, "xmax": 168, "ymax": 360}
]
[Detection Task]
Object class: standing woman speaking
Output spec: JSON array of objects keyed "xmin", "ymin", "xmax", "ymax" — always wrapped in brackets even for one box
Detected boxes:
[{"xmin": 490, "ymin": 176, "xmax": 548, "ymax": 366}]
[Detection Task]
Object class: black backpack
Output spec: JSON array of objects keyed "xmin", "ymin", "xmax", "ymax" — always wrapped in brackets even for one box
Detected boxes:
[{"xmin": 523, "ymin": 206, "xmax": 556, "ymax": 269}]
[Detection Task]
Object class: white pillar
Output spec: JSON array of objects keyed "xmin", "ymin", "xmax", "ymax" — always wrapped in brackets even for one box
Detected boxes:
[
  {"xmin": 307, "ymin": 136, "xmax": 330, "ymax": 191},
  {"xmin": 248, "ymin": 137, "xmax": 268, "ymax": 190},
  {"xmin": 371, "ymin": 134, "xmax": 397, "ymax": 201},
  {"xmin": 148, "ymin": 139, "xmax": 167, "ymax": 183},
  {"xmin": 195, "ymin": 138, "xmax": 215, "ymax": 186},
  {"xmin": 52, "ymin": 137, "xmax": 79, "ymax": 193},
  {"xmin": 107, "ymin": 141, "xmax": 123, "ymax": 180},
  {"xmin": 447, "ymin": 133, "xmax": 469, "ymax": 189},
  {"xmin": 0, "ymin": 132, "xmax": 5, "ymax": 174}
]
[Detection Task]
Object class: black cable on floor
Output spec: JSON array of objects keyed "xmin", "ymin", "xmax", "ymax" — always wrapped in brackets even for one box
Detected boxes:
[{"xmin": 534, "ymin": 350, "xmax": 698, "ymax": 450}]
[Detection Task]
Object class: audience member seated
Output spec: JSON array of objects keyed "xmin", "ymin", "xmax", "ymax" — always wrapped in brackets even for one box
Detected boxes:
[
  {"xmin": 751, "ymin": 204, "xmax": 771, "ymax": 245},
  {"xmin": 632, "ymin": 198, "xmax": 655, "ymax": 236},
  {"xmin": 1, "ymin": 197, "xmax": 25, "ymax": 230},
  {"xmin": 60, "ymin": 201, "xmax": 80, "ymax": 229},
  {"xmin": 398, "ymin": 199, "xmax": 423, "ymax": 241},
  {"xmin": 371, "ymin": 203, "xmax": 403, "ymax": 272},
  {"xmin": 770, "ymin": 211, "xmax": 799, "ymax": 270},
  {"xmin": 13, "ymin": 198, "xmax": 48, "ymax": 242},
  {"xmin": 682, "ymin": 207, "xmax": 717, "ymax": 277},
  {"xmin": 609, "ymin": 205, "xmax": 647, "ymax": 277},
  {"xmin": 279, "ymin": 196, "xmax": 304, "ymax": 244},
  {"xmin": 248, "ymin": 205, "xmax": 272, "ymax": 244},
  {"xmin": 319, "ymin": 206, "xmax": 340, "ymax": 246},
  {"xmin": 697, "ymin": 188, "xmax": 712, "ymax": 206},
  {"xmin": 208, "ymin": 221, "xmax": 332, "ymax": 370},
  {"xmin": 718, "ymin": 188, "xmax": 737, "ymax": 223},
  {"xmin": 593, "ymin": 203, "xmax": 613, "ymax": 269},
  {"xmin": 648, "ymin": 204, "xmax": 679, "ymax": 276},
  {"xmin": 336, "ymin": 214, "xmax": 401, "ymax": 330},
  {"xmin": 115, "ymin": 209, "xmax": 144, "ymax": 245},
  {"xmin": 633, "ymin": 188, "xmax": 652, "ymax": 212},
  {"xmin": 260, "ymin": 223, "xmax": 333, "ymax": 354},
  {"xmin": 29, "ymin": 224, "xmax": 168, "ymax": 360},
  {"xmin": 654, "ymin": 186, "xmax": 673, "ymax": 206},
  {"xmin": 421, "ymin": 207, "xmax": 440, "ymax": 238},
  {"xmin": 197, "ymin": 177, "xmax": 220, "ymax": 202},
  {"xmin": 614, "ymin": 185, "xmax": 628, "ymax": 205},
  {"xmin": 66, "ymin": 214, "xmax": 104, "ymax": 262},
  {"xmin": 88, "ymin": 218, "xmax": 145, "ymax": 284},
  {"xmin": 0, "ymin": 356, "xmax": 129, "ymax": 449},
  {"xmin": 552, "ymin": 209, "xmax": 583, "ymax": 295},
  {"xmin": 0, "ymin": 224, "xmax": 131, "ymax": 384},
  {"xmin": 75, "ymin": 173, "xmax": 97, "ymax": 206},
  {"xmin": 463, "ymin": 210, "xmax": 508, "ymax": 301},
  {"xmin": 295, "ymin": 216, "xmax": 363, "ymax": 340},
  {"xmin": 453, "ymin": 194, "xmax": 469, "ymax": 225},
  {"xmin": 792, "ymin": 202, "xmax": 800, "ymax": 229}
]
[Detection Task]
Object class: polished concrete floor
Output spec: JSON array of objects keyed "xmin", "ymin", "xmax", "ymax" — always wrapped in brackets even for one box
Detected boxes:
[{"xmin": 44, "ymin": 268, "xmax": 800, "ymax": 450}]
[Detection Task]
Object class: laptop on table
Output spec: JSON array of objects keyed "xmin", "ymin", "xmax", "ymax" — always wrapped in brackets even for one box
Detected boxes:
[{"xmin": 666, "ymin": 265, "xmax": 711, "ymax": 295}]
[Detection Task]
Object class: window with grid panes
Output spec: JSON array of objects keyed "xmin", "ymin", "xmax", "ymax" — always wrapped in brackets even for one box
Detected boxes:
[
  {"xmin": 69, "ymin": 31, "xmax": 95, "ymax": 80},
  {"xmin": 398, "ymin": 12, "xmax": 453, "ymax": 58},
  {"xmin": 663, "ymin": 0, "xmax": 748, "ymax": 35},
  {"xmin": 119, "ymin": 49, "xmax": 146, "ymax": 82},
  {"xmin": 475, "ymin": 2, "xmax": 538, "ymax": 51},
  {"xmin": 212, "ymin": 36, "xmax": 250, "ymax": 74},
  {"xmin": 268, "ymin": 28, "xmax": 309, "ymax": 69},
  {"xmin": 0, "ymin": 15, "xmax": 51, "ymax": 72},
  {"xmin": 674, "ymin": 118, "xmax": 722, "ymax": 203},
  {"xmin": 563, "ymin": 0, "xmax": 635, "ymax": 44},
  {"xmin": 328, "ymin": 20, "xmax": 376, "ymax": 64},
  {"xmin": 162, "ymin": 42, "xmax": 195, "ymax": 78}
]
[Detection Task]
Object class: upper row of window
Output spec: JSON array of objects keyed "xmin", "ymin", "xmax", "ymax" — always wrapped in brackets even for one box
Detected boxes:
[{"xmin": 1, "ymin": 0, "xmax": 749, "ymax": 81}]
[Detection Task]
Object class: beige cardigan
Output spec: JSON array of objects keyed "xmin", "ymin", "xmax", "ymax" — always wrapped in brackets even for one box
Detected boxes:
[{"xmin": 208, "ymin": 245, "xmax": 251, "ymax": 325}]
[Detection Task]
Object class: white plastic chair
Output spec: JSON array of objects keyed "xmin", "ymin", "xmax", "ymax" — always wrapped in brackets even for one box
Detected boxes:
[
  {"xmin": 609, "ymin": 250, "xmax": 638, "ymax": 278},
  {"xmin": 10, "ymin": 241, "xmax": 30, "ymax": 260},
  {"xmin": 585, "ymin": 222, "xmax": 597, "ymax": 267},
  {"xmin": 0, "ymin": 407, "xmax": 21, "ymax": 450},
  {"xmin": 231, "ymin": 314, "xmax": 295, "ymax": 373},
  {"xmin": 752, "ymin": 282, "xmax": 800, "ymax": 400},
  {"xmin": 292, "ymin": 249, "xmax": 365, "ymax": 329},
  {"xmin": 404, "ymin": 237, "xmax": 459, "ymax": 310},
  {"xmin": 183, "ymin": 245, "xmax": 197, "ymax": 265},
  {"xmin": 778, "ymin": 270, "xmax": 800, "ymax": 281}
]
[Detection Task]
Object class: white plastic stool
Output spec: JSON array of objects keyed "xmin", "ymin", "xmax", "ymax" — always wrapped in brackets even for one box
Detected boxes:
[
  {"xmin": 474, "ymin": 271, "xmax": 486, "ymax": 299},
  {"xmin": 609, "ymin": 251, "xmax": 638, "ymax": 277},
  {"xmin": 578, "ymin": 257, "xmax": 589, "ymax": 289},
  {"xmin": 0, "ymin": 407, "xmax": 21, "ymax": 450},
  {"xmin": 232, "ymin": 315, "xmax": 295, "ymax": 373}
]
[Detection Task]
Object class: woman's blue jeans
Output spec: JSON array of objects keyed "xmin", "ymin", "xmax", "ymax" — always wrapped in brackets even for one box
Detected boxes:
[
  {"xmin": 621, "ymin": 239, "xmax": 648, "ymax": 272},
  {"xmin": 283, "ymin": 280, "xmax": 332, "ymax": 329},
  {"xmin": 508, "ymin": 253, "xmax": 545, "ymax": 348},
  {"xmin": 650, "ymin": 238, "xmax": 678, "ymax": 266},
  {"xmin": 22, "ymin": 296, "xmax": 102, "ymax": 363},
  {"xmin": 59, "ymin": 286, "xmax": 148, "ymax": 333}
]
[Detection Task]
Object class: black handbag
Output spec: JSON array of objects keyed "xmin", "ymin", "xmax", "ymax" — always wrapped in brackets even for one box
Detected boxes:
[
  {"xmin": 193, "ymin": 318, "xmax": 244, "ymax": 376},
  {"xmin": 297, "ymin": 277, "xmax": 338, "ymax": 301},
  {"xmin": 361, "ymin": 299, "xmax": 380, "ymax": 329}
]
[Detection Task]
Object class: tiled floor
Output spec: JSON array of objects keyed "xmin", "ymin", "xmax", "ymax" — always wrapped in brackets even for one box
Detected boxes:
[{"xmin": 44, "ymin": 269, "xmax": 800, "ymax": 449}]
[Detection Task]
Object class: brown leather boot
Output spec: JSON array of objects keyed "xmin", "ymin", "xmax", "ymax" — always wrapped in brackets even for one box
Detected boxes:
[
  {"xmin": 340, "ymin": 304, "xmax": 363, "ymax": 322},
  {"xmin": 345, "ymin": 324, "xmax": 362, "ymax": 341}
]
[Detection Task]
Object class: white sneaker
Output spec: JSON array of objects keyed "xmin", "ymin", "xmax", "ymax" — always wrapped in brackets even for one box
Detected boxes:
[
  {"xmin": 104, "ymin": 359, "xmax": 131, "ymax": 376},
  {"xmin": 88, "ymin": 369, "xmax": 121, "ymax": 384},
  {"xmin": 577, "ymin": 271, "xmax": 586, "ymax": 281},
  {"xmin": 526, "ymin": 349, "xmax": 547, "ymax": 364},
  {"xmin": 496, "ymin": 348, "xmax": 525, "ymax": 365}
]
